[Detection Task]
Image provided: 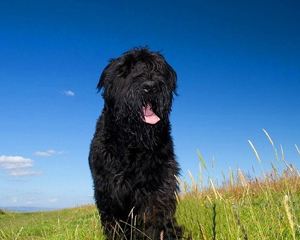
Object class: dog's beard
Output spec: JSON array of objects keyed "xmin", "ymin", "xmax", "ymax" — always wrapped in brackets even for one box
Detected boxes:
[
  {"xmin": 112, "ymin": 87, "xmax": 170, "ymax": 124},
  {"xmin": 142, "ymin": 105, "xmax": 160, "ymax": 125},
  {"xmin": 109, "ymin": 102, "xmax": 168, "ymax": 149}
]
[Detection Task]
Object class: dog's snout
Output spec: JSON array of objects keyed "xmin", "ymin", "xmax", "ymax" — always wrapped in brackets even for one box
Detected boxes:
[{"xmin": 142, "ymin": 81, "xmax": 156, "ymax": 93}]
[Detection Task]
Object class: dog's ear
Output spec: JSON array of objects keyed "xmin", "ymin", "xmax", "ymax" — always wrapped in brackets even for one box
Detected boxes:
[
  {"xmin": 153, "ymin": 51, "xmax": 178, "ymax": 95},
  {"xmin": 97, "ymin": 59, "xmax": 115, "ymax": 92},
  {"xmin": 166, "ymin": 62, "xmax": 177, "ymax": 95},
  {"xmin": 97, "ymin": 56, "xmax": 134, "ymax": 92}
]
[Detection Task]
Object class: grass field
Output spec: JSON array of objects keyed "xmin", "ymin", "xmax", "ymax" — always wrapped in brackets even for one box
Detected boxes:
[
  {"xmin": 1, "ymin": 170, "xmax": 299, "ymax": 240},
  {"xmin": 1, "ymin": 135, "xmax": 300, "ymax": 239}
]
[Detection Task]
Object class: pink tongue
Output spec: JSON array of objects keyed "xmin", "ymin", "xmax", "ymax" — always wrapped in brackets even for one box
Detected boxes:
[{"xmin": 142, "ymin": 105, "xmax": 160, "ymax": 124}]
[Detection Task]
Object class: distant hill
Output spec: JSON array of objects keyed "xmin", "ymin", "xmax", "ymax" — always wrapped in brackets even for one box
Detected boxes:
[{"xmin": 1, "ymin": 206, "xmax": 55, "ymax": 212}]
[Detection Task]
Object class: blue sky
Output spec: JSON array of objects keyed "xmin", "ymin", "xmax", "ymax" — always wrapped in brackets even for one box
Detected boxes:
[{"xmin": 0, "ymin": 0, "xmax": 299, "ymax": 209}]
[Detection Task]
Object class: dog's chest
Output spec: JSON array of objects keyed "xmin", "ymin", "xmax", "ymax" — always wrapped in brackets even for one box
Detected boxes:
[{"xmin": 121, "ymin": 148, "xmax": 165, "ymax": 188}]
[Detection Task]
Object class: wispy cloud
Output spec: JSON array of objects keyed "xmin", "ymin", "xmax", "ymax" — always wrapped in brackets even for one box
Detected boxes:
[
  {"xmin": 34, "ymin": 149, "xmax": 63, "ymax": 157},
  {"xmin": 0, "ymin": 155, "xmax": 41, "ymax": 177},
  {"xmin": 63, "ymin": 90, "xmax": 75, "ymax": 97},
  {"xmin": 9, "ymin": 169, "xmax": 42, "ymax": 177},
  {"xmin": 48, "ymin": 198, "xmax": 58, "ymax": 203}
]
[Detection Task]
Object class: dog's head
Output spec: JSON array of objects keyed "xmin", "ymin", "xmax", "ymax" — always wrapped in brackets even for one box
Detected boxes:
[{"xmin": 98, "ymin": 48, "xmax": 177, "ymax": 125}]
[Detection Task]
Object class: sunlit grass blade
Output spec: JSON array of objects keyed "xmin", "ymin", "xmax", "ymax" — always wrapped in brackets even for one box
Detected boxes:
[
  {"xmin": 197, "ymin": 149, "xmax": 207, "ymax": 170},
  {"xmin": 262, "ymin": 128, "xmax": 274, "ymax": 146},
  {"xmin": 295, "ymin": 144, "xmax": 300, "ymax": 156},
  {"xmin": 283, "ymin": 194, "xmax": 296, "ymax": 240},
  {"xmin": 248, "ymin": 140, "xmax": 261, "ymax": 163},
  {"xmin": 262, "ymin": 128, "xmax": 279, "ymax": 161}
]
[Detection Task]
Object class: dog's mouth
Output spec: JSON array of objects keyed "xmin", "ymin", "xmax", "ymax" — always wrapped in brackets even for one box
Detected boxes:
[{"xmin": 142, "ymin": 105, "xmax": 160, "ymax": 125}]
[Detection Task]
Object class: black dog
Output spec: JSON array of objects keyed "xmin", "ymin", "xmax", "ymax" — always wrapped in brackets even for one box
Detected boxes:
[{"xmin": 89, "ymin": 48, "xmax": 183, "ymax": 239}]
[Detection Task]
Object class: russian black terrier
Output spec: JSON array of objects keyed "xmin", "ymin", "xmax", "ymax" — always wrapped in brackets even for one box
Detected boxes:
[{"xmin": 89, "ymin": 48, "xmax": 183, "ymax": 239}]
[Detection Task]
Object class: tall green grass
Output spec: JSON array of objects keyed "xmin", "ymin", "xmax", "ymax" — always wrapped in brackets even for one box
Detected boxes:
[
  {"xmin": 0, "ymin": 205, "xmax": 105, "ymax": 240},
  {"xmin": 177, "ymin": 129, "xmax": 300, "ymax": 239},
  {"xmin": 1, "ymin": 130, "xmax": 299, "ymax": 239}
]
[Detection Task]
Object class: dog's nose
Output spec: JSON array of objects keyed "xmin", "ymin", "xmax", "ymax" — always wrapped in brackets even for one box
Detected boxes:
[{"xmin": 142, "ymin": 81, "xmax": 156, "ymax": 93}]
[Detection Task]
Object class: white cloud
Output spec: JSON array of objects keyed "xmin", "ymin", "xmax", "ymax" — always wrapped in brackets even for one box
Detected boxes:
[
  {"xmin": 48, "ymin": 198, "xmax": 58, "ymax": 203},
  {"xmin": 0, "ymin": 155, "xmax": 41, "ymax": 177},
  {"xmin": 0, "ymin": 155, "xmax": 33, "ymax": 169},
  {"xmin": 34, "ymin": 149, "xmax": 63, "ymax": 157},
  {"xmin": 9, "ymin": 169, "xmax": 42, "ymax": 177},
  {"xmin": 63, "ymin": 90, "xmax": 75, "ymax": 96}
]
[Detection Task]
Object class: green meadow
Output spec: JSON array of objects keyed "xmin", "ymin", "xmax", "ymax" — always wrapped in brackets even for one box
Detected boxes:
[{"xmin": 1, "ymin": 133, "xmax": 300, "ymax": 240}]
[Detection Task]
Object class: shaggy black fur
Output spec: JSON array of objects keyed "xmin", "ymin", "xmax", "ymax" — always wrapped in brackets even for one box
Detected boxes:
[{"xmin": 89, "ymin": 48, "xmax": 183, "ymax": 239}]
